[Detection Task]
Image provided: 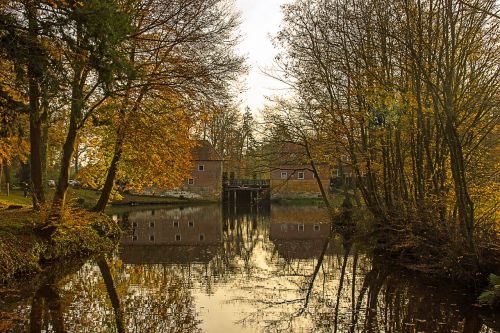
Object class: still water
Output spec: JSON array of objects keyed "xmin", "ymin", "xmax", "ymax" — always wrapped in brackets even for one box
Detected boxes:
[{"xmin": 1, "ymin": 204, "xmax": 498, "ymax": 332}]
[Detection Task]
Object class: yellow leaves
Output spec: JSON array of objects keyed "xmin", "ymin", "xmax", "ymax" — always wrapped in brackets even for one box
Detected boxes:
[{"xmin": 0, "ymin": 136, "xmax": 29, "ymax": 165}]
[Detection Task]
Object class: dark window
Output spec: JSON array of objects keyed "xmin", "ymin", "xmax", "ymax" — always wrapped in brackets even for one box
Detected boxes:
[
  {"xmin": 199, "ymin": 234, "xmax": 205, "ymax": 241},
  {"xmin": 188, "ymin": 221, "xmax": 194, "ymax": 228},
  {"xmin": 132, "ymin": 221, "xmax": 138, "ymax": 228},
  {"xmin": 188, "ymin": 178, "xmax": 194, "ymax": 185},
  {"xmin": 149, "ymin": 235, "xmax": 155, "ymax": 242},
  {"xmin": 175, "ymin": 234, "xmax": 181, "ymax": 241},
  {"xmin": 298, "ymin": 172, "xmax": 305, "ymax": 179},
  {"xmin": 298, "ymin": 224, "xmax": 304, "ymax": 232},
  {"xmin": 149, "ymin": 221, "xmax": 155, "ymax": 228},
  {"xmin": 314, "ymin": 224, "xmax": 320, "ymax": 231},
  {"xmin": 198, "ymin": 164, "xmax": 204, "ymax": 171},
  {"xmin": 173, "ymin": 221, "xmax": 179, "ymax": 228},
  {"xmin": 132, "ymin": 235, "xmax": 137, "ymax": 241}
]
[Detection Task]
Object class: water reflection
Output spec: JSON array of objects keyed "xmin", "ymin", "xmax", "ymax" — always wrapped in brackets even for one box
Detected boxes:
[{"xmin": 1, "ymin": 204, "xmax": 497, "ymax": 333}]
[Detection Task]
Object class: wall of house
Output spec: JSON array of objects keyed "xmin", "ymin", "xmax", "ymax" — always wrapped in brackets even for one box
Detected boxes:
[
  {"xmin": 182, "ymin": 160, "xmax": 222, "ymax": 200},
  {"xmin": 270, "ymin": 166, "xmax": 330, "ymax": 199}
]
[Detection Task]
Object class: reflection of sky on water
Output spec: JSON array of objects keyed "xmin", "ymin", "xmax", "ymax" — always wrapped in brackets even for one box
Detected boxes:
[{"xmin": 1, "ymin": 204, "xmax": 498, "ymax": 333}]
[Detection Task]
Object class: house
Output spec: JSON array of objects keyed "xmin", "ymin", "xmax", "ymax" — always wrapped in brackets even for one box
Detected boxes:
[
  {"xmin": 181, "ymin": 140, "xmax": 223, "ymax": 200},
  {"xmin": 269, "ymin": 143, "xmax": 331, "ymax": 199}
]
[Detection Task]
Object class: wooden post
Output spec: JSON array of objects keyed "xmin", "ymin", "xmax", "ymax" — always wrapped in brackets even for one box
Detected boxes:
[{"xmin": 233, "ymin": 190, "xmax": 237, "ymax": 214}]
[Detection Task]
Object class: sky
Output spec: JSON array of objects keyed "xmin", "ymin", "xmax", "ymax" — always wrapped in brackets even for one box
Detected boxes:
[{"xmin": 234, "ymin": 0, "xmax": 290, "ymax": 114}]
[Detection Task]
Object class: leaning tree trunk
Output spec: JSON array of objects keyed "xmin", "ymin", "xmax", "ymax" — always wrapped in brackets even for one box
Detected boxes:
[
  {"xmin": 49, "ymin": 57, "xmax": 85, "ymax": 221},
  {"xmin": 94, "ymin": 130, "xmax": 124, "ymax": 212}
]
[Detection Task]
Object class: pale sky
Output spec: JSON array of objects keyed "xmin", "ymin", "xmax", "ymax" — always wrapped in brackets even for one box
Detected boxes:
[{"xmin": 235, "ymin": 0, "xmax": 290, "ymax": 114}]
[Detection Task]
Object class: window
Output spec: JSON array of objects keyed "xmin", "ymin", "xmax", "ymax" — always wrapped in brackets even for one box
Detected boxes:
[
  {"xmin": 198, "ymin": 164, "xmax": 204, "ymax": 171},
  {"xmin": 298, "ymin": 172, "xmax": 305, "ymax": 180},
  {"xmin": 281, "ymin": 224, "xmax": 288, "ymax": 232},
  {"xmin": 280, "ymin": 172, "xmax": 287, "ymax": 179},
  {"xmin": 149, "ymin": 221, "xmax": 155, "ymax": 228},
  {"xmin": 199, "ymin": 234, "xmax": 205, "ymax": 241},
  {"xmin": 188, "ymin": 178, "xmax": 194, "ymax": 185},
  {"xmin": 298, "ymin": 224, "xmax": 304, "ymax": 232},
  {"xmin": 173, "ymin": 221, "xmax": 179, "ymax": 228},
  {"xmin": 333, "ymin": 169, "xmax": 340, "ymax": 177},
  {"xmin": 132, "ymin": 221, "xmax": 138, "ymax": 228},
  {"xmin": 175, "ymin": 234, "xmax": 181, "ymax": 241},
  {"xmin": 313, "ymin": 224, "xmax": 320, "ymax": 232},
  {"xmin": 132, "ymin": 235, "xmax": 137, "ymax": 241},
  {"xmin": 188, "ymin": 221, "xmax": 194, "ymax": 228},
  {"xmin": 149, "ymin": 235, "xmax": 155, "ymax": 242}
]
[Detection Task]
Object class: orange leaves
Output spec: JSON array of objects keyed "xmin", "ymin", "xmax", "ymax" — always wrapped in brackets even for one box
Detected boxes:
[{"xmin": 0, "ymin": 136, "xmax": 29, "ymax": 165}]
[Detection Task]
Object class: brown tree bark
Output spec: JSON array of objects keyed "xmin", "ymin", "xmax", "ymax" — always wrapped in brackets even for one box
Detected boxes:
[
  {"xmin": 94, "ymin": 130, "xmax": 124, "ymax": 212},
  {"xmin": 26, "ymin": 0, "xmax": 45, "ymax": 209}
]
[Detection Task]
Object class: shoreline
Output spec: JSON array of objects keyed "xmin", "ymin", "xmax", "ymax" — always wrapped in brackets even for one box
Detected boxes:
[{"xmin": 0, "ymin": 206, "xmax": 121, "ymax": 285}]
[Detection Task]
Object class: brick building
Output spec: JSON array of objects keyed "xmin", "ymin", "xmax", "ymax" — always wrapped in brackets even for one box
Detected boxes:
[
  {"xmin": 269, "ymin": 143, "xmax": 331, "ymax": 199},
  {"xmin": 181, "ymin": 140, "xmax": 223, "ymax": 200}
]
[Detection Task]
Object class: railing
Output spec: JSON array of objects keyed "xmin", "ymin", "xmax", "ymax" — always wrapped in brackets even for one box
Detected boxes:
[{"xmin": 223, "ymin": 179, "xmax": 270, "ymax": 187}]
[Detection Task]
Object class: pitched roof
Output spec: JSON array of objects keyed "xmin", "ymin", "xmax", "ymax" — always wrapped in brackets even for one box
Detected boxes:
[{"xmin": 192, "ymin": 140, "xmax": 222, "ymax": 161}]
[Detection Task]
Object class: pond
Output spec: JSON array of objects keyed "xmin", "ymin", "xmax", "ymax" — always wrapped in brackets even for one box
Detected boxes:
[{"xmin": 1, "ymin": 204, "xmax": 498, "ymax": 332}]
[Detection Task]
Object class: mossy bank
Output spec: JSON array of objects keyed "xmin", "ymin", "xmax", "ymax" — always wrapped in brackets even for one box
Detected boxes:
[{"xmin": 0, "ymin": 206, "xmax": 121, "ymax": 284}]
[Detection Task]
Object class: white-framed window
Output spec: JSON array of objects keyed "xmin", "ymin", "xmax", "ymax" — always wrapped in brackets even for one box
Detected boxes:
[
  {"xmin": 280, "ymin": 172, "xmax": 287, "ymax": 179},
  {"xmin": 149, "ymin": 235, "xmax": 155, "ymax": 242},
  {"xmin": 199, "ymin": 234, "xmax": 205, "ymax": 241},
  {"xmin": 175, "ymin": 234, "xmax": 181, "ymax": 241},
  {"xmin": 188, "ymin": 221, "xmax": 194, "ymax": 228},
  {"xmin": 313, "ymin": 224, "xmax": 320, "ymax": 232},
  {"xmin": 198, "ymin": 164, "xmax": 204, "ymax": 171},
  {"xmin": 280, "ymin": 224, "xmax": 288, "ymax": 232},
  {"xmin": 149, "ymin": 221, "xmax": 155, "ymax": 228},
  {"xmin": 173, "ymin": 221, "xmax": 179, "ymax": 228},
  {"xmin": 188, "ymin": 178, "xmax": 194, "ymax": 185},
  {"xmin": 298, "ymin": 171, "xmax": 305, "ymax": 179},
  {"xmin": 298, "ymin": 224, "xmax": 304, "ymax": 232},
  {"xmin": 333, "ymin": 169, "xmax": 340, "ymax": 177}
]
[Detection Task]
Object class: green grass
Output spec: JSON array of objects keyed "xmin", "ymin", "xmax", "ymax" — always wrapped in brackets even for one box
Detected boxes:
[{"xmin": 0, "ymin": 189, "xmax": 33, "ymax": 207}]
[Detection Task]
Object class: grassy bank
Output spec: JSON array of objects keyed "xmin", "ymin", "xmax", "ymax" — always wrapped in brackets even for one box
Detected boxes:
[
  {"xmin": 0, "ymin": 188, "xmax": 207, "ymax": 210},
  {"xmin": 271, "ymin": 194, "xmax": 345, "ymax": 207},
  {"xmin": 0, "ymin": 203, "xmax": 120, "ymax": 284}
]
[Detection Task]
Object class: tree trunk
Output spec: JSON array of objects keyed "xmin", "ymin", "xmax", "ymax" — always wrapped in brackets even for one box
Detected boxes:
[
  {"xmin": 94, "ymin": 131, "xmax": 124, "ymax": 212},
  {"xmin": 26, "ymin": 1, "xmax": 45, "ymax": 209},
  {"xmin": 49, "ymin": 52, "xmax": 85, "ymax": 219}
]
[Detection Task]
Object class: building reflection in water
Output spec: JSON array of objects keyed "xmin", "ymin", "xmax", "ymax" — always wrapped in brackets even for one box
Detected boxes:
[
  {"xmin": 1, "ymin": 204, "xmax": 498, "ymax": 333},
  {"xmin": 120, "ymin": 206, "xmax": 223, "ymax": 265}
]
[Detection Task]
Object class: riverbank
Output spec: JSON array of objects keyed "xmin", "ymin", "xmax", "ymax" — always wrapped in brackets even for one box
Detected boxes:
[
  {"xmin": 0, "ymin": 188, "xmax": 212, "ymax": 209},
  {"xmin": 0, "ymin": 204, "xmax": 120, "ymax": 284}
]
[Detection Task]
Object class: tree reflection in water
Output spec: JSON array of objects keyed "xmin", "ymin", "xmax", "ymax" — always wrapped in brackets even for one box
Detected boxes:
[{"xmin": 2, "ymin": 204, "xmax": 498, "ymax": 333}]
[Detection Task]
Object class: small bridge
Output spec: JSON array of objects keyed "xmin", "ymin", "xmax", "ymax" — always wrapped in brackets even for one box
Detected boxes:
[{"xmin": 223, "ymin": 179, "xmax": 271, "ymax": 205}]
